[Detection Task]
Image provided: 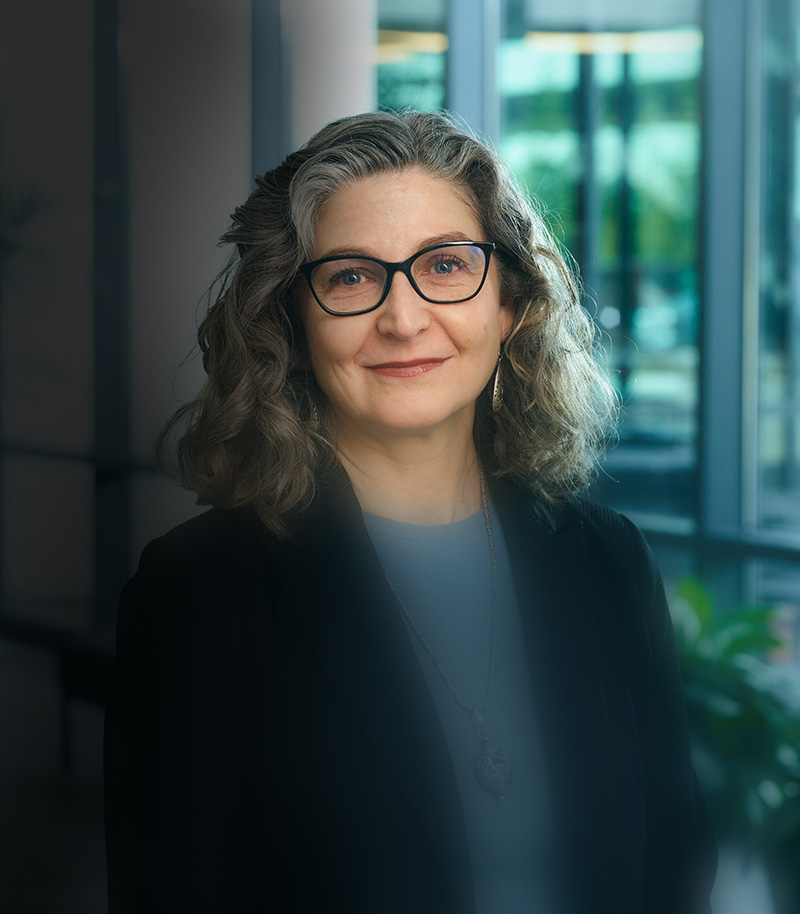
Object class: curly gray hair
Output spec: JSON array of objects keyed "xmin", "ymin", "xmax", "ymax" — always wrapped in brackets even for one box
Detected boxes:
[{"xmin": 157, "ymin": 109, "xmax": 617, "ymax": 537}]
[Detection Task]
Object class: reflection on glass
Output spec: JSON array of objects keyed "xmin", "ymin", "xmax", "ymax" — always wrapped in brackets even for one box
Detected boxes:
[
  {"xmin": 498, "ymin": 34, "xmax": 581, "ymax": 247},
  {"xmin": 757, "ymin": 0, "xmax": 800, "ymax": 541},
  {"xmin": 377, "ymin": 0, "xmax": 447, "ymax": 112},
  {"xmin": 747, "ymin": 559, "xmax": 800, "ymax": 684},
  {"xmin": 594, "ymin": 34, "xmax": 701, "ymax": 523},
  {"xmin": 498, "ymin": 2, "xmax": 702, "ymax": 520}
]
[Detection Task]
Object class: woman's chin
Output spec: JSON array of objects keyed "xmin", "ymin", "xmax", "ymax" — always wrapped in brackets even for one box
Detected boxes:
[{"xmin": 356, "ymin": 405, "xmax": 475, "ymax": 440}]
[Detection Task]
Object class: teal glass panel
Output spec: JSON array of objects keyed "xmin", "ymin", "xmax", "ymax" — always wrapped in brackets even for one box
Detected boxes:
[
  {"xmin": 377, "ymin": 0, "xmax": 447, "ymax": 112},
  {"xmin": 599, "ymin": 33, "xmax": 701, "ymax": 522},
  {"xmin": 497, "ymin": 5, "xmax": 702, "ymax": 520},
  {"xmin": 498, "ymin": 31, "xmax": 581, "ymax": 250},
  {"xmin": 756, "ymin": 0, "xmax": 800, "ymax": 542}
]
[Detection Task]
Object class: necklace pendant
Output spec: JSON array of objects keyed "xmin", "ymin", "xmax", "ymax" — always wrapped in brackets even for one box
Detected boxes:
[
  {"xmin": 470, "ymin": 708, "xmax": 513, "ymax": 803},
  {"xmin": 473, "ymin": 743, "xmax": 514, "ymax": 804}
]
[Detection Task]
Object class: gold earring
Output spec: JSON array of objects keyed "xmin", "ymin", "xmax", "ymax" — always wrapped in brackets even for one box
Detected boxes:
[
  {"xmin": 304, "ymin": 372, "xmax": 321, "ymax": 430},
  {"xmin": 491, "ymin": 352, "xmax": 503, "ymax": 413},
  {"xmin": 309, "ymin": 399, "xmax": 321, "ymax": 430}
]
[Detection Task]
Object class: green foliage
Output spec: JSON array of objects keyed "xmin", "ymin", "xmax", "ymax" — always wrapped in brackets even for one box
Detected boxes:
[{"xmin": 673, "ymin": 576, "xmax": 800, "ymax": 861}]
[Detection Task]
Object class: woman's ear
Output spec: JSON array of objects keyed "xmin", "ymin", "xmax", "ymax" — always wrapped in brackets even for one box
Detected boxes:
[
  {"xmin": 500, "ymin": 294, "xmax": 515, "ymax": 343},
  {"xmin": 287, "ymin": 285, "xmax": 313, "ymax": 370}
]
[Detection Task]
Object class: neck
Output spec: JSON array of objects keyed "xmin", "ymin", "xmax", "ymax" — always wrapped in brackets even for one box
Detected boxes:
[{"xmin": 332, "ymin": 415, "xmax": 483, "ymax": 525}]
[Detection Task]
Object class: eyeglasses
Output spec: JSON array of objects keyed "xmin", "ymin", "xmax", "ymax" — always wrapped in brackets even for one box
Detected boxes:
[{"xmin": 298, "ymin": 241, "xmax": 496, "ymax": 316}]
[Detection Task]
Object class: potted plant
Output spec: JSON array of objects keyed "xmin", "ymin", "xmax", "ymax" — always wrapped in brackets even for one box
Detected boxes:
[{"xmin": 673, "ymin": 576, "xmax": 800, "ymax": 914}]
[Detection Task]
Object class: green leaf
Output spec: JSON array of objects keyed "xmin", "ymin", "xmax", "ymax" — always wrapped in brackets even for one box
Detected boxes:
[
  {"xmin": 676, "ymin": 575, "xmax": 715, "ymax": 633},
  {"xmin": 720, "ymin": 630, "xmax": 784, "ymax": 659},
  {"xmin": 716, "ymin": 605, "xmax": 777, "ymax": 632}
]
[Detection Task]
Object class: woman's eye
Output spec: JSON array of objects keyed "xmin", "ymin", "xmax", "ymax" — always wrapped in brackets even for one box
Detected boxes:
[
  {"xmin": 429, "ymin": 257, "xmax": 465, "ymax": 275},
  {"xmin": 328, "ymin": 268, "xmax": 370, "ymax": 287}
]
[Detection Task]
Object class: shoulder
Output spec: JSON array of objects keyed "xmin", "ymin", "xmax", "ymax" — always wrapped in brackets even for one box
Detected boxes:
[
  {"xmin": 131, "ymin": 504, "xmax": 267, "ymax": 592},
  {"xmin": 494, "ymin": 475, "xmax": 656, "ymax": 590},
  {"xmin": 559, "ymin": 495, "xmax": 662, "ymax": 601},
  {"xmin": 115, "ymin": 505, "xmax": 273, "ymax": 668},
  {"xmin": 561, "ymin": 497, "xmax": 678, "ymax": 687},
  {"xmin": 564, "ymin": 495, "xmax": 644, "ymax": 548},
  {"xmin": 528, "ymin": 494, "xmax": 673, "ymax": 669},
  {"xmin": 138, "ymin": 503, "xmax": 265, "ymax": 564},
  {"xmin": 496, "ymin": 476, "xmax": 665, "ymax": 624}
]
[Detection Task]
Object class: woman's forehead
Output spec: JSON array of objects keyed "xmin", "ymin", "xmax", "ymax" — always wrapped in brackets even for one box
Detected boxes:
[{"xmin": 312, "ymin": 168, "xmax": 483, "ymax": 259}]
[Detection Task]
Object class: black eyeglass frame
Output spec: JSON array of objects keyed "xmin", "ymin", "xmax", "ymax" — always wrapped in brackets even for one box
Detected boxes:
[{"xmin": 298, "ymin": 241, "xmax": 497, "ymax": 316}]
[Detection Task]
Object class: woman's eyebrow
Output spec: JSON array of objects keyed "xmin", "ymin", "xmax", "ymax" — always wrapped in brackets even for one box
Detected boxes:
[{"xmin": 316, "ymin": 232, "xmax": 480, "ymax": 261}]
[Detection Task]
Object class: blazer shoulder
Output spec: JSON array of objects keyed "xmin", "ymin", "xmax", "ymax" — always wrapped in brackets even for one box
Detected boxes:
[
  {"xmin": 134, "ymin": 504, "xmax": 266, "ymax": 581},
  {"xmin": 568, "ymin": 497, "xmax": 655, "ymax": 564},
  {"xmin": 496, "ymin": 478, "xmax": 653, "ymax": 580},
  {"xmin": 556, "ymin": 496, "xmax": 665, "ymax": 622},
  {"xmin": 569, "ymin": 495, "xmax": 637, "ymax": 538},
  {"xmin": 115, "ymin": 504, "xmax": 275, "ymax": 686}
]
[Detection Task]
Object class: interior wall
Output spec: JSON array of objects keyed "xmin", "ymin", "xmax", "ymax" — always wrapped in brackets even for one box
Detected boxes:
[{"xmin": 124, "ymin": 0, "xmax": 253, "ymax": 561}]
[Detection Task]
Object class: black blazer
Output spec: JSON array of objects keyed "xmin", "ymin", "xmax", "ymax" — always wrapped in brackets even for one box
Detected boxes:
[{"xmin": 104, "ymin": 463, "xmax": 717, "ymax": 914}]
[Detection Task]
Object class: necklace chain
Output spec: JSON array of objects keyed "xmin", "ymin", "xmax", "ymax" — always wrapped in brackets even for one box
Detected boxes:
[
  {"xmin": 378, "ymin": 468, "xmax": 514, "ymax": 803},
  {"xmin": 380, "ymin": 468, "xmax": 499, "ymax": 714}
]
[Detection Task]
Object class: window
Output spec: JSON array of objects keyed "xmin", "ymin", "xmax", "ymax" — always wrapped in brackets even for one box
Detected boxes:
[
  {"xmin": 498, "ymin": 4, "xmax": 703, "ymax": 522},
  {"xmin": 755, "ymin": 0, "xmax": 800, "ymax": 542},
  {"xmin": 377, "ymin": 0, "xmax": 447, "ymax": 111},
  {"xmin": 372, "ymin": 0, "xmax": 799, "ymax": 652}
]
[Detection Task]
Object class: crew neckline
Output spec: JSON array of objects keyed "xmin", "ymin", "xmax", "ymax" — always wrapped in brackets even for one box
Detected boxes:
[{"xmin": 361, "ymin": 503, "xmax": 491, "ymax": 544}]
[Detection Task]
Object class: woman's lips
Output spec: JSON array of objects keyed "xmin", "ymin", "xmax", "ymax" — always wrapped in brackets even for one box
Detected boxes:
[{"xmin": 367, "ymin": 358, "xmax": 447, "ymax": 377}]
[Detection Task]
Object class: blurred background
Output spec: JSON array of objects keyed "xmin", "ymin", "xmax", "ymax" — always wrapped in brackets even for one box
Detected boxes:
[{"xmin": 1, "ymin": 0, "xmax": 798, "ymax": 911}]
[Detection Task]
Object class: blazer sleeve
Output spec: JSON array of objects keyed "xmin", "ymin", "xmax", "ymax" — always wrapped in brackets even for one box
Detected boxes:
[
  {"xmin": 617, "ymin": 514, "xmax": 718, "ymax": 914},
  {"xmin": 104, "ymin": 532, "xmax": 267, "ymax": 913}
]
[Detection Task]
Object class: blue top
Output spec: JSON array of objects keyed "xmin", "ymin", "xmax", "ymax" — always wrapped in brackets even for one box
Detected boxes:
[{"xmin": 363, "ymin": 503, "xmax": 560, "ymax": 914}]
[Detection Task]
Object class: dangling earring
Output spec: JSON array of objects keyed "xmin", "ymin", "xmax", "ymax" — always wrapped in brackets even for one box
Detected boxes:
[
  {"xmin": 304, "ymin": 371, "xmax": 321, "ymax": 430},
  {"xmin": 491, "ymin": 351, "xmax": 504, "ymax": 413},
  {"xmin": 309, "ymin": 398, "xmax": 321, "ymax": 431}
]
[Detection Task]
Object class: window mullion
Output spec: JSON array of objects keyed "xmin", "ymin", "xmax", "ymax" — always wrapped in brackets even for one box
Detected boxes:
[
  {"xmin": 698, "ymin": 0, "xmax": 748, "ymax": 538},
  {"xmin": 446, "ymin": 0, "xmax": 487, "ymax": 134}
]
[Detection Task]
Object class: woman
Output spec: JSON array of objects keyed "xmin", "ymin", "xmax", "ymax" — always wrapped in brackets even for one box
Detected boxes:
[{"xmin": 104, "ymin": 110, "xmax": 717, "ymax": 913}]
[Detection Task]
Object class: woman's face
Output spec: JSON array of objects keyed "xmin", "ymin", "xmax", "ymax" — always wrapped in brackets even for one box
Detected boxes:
[{"xmin": 297, "ymin": 168, "xmax": 513, "ymax": 444}]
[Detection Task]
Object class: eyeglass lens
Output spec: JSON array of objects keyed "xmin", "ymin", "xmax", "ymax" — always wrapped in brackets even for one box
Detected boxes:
[{"xmin": 309, "ymin": 244, "xmax": 488, "ymax": 314}]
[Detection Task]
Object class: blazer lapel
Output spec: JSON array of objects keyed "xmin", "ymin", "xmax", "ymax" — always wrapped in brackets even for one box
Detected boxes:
[
  {"xmin": 491, "ymin": 477, "xmax": 620, "ymax": 913},
  {"xmin": 258, "ymin": 461, "xmax": 474, "ymax": 910}
]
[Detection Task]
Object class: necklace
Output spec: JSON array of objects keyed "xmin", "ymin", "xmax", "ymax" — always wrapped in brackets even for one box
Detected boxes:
[{"xmin": 380, "ymin": 469, "xmax": 514, "ymax": 804}]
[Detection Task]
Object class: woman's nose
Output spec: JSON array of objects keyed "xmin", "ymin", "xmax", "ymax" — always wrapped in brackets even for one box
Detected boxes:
[{"xmin": 374, "ymin": 271, "xmax": 431, "ymax": 337}]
